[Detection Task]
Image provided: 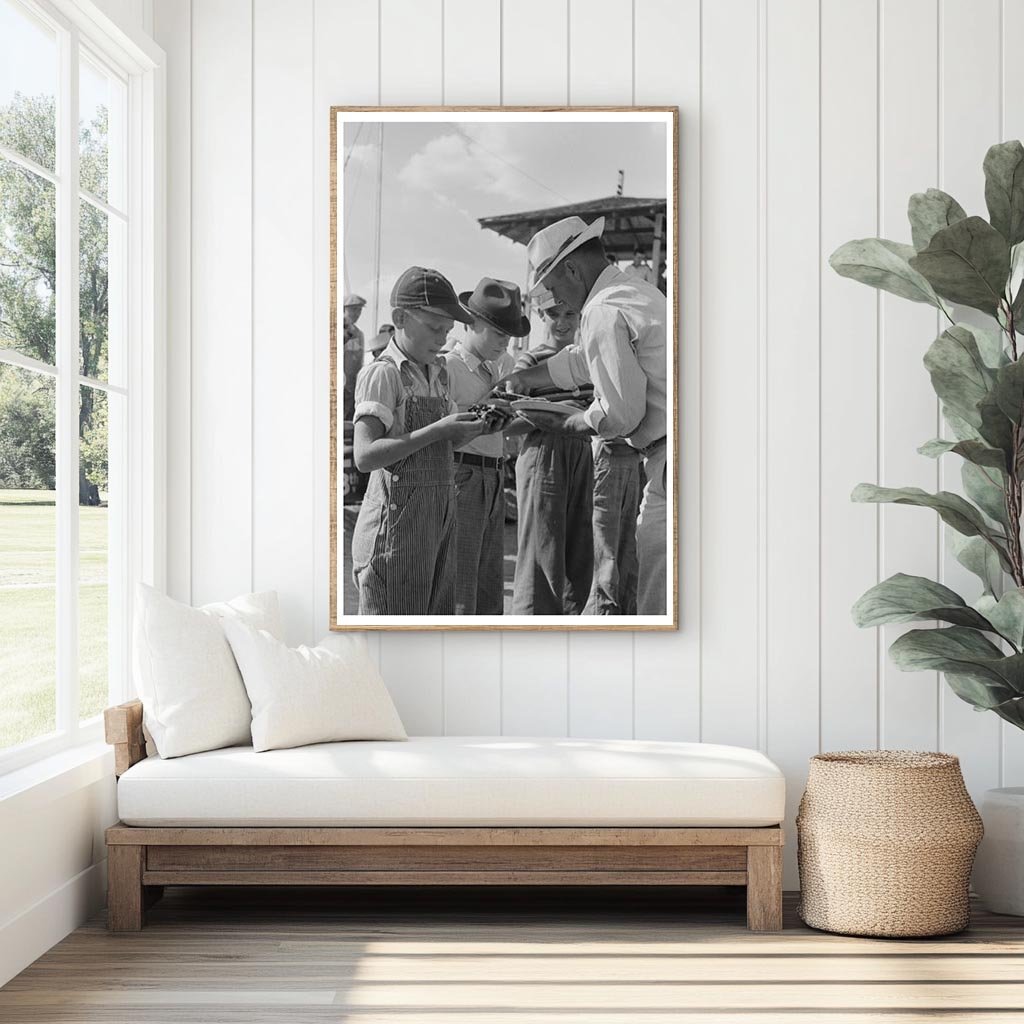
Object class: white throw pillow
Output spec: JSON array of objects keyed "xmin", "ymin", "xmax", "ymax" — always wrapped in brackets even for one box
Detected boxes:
[
  {"xmin": 223, "ymin": 621, "xmax": 407, "ymax": 752},
  {"xmin": 133, "ymin": 584, "xmax": 283, "ymax": 758}
]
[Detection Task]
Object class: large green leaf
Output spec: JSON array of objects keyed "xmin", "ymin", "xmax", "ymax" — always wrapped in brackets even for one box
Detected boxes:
[
  {"xmin": 918, "ymin": 437, "xmax": 1007, "ymax": 470},
  {"xmin": 966, "ymin": 321, "xmax": 1011, "ymax": 368},
  {"xmin": 1008, "ymin": 242, "xmax": 1024, "ymax": 324},
  {"xmin": 923, "ymin": 325, "xmax": 997, "ymax": 427},
  {"xmin": 926, "ymin": 327, "xmax": 996, "ymax": 415},
  {"xmin": 908, "ymin": 188, "xmax": 968, "ymax": 251},
  {"xmin": 993, "ymin": 357, "xmax": 1024, "ymax": 423},
  {"xmin": 852, "ymin": 573, "xmax": 994, "ymax": 630},
  {"xmin": 977, "ymin": 391, "xmax": 1016, "ymax": 459},
  {"xmin": 944, "ymin": 671, "xmax": 1024, "ymax": 714},
  {"xmin": 984, "ymin": 140, "xmax": 1024, "ymax": 246},
  {"xmin": 985, "ymin": 688, "xmax": 1024, "ymax": 728},
  {"xmin": 951, "ymin": 532, "xmax": 1004, "ymax": 596},
  {"xmin": 889, "ymin": 627, "xmax": 1024, "ymax": 701},
  {"xmin": 942, "ymin": 406, "xmax": 983, "ymax": 442},
  {"xmin": 962, "ymin": 461, "xmax": 1009, "ymax": 528},
  {"xmin": 909, "ymin": 216, "xmax": 1011, "ymax": 314},
  {"xmin": 977, "ymin": 589, "xmax": 1024, "ymax": 649},
  {"xmin": 830, "ymin": 238, "xmax": 943, "ymax": 307},
  {"xmin": 851, "ymin": 483, "xmax": 1009, "ymax": 554}
]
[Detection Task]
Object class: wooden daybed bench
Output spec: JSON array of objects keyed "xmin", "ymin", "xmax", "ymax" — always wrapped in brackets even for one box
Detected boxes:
[{"xmin": 104, "ymin": 699, "xmax": 785, "ymax": 932}]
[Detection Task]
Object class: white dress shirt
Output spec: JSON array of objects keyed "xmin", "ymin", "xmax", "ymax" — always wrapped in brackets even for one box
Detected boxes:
[
  {"xmin": 444, "ymin": 341, "xmax": 516, "ymax": 459},
  {"xmin": 546, "ymin": 264, "xmax": 667, "ymax": 451}
]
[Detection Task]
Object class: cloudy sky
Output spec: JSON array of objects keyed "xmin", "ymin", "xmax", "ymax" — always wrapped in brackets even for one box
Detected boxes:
[
  {"xmin": 340, "ymin": 119, "xmax": 669, "ymax": 334},
  {"xmin": 1, "ymin": 0, "xmax": 113, "ymax": 152}
]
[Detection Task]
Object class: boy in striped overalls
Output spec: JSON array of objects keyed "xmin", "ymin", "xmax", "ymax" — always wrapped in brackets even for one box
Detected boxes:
[{"xmin": 350, "ymin": 267, "xmax": 489, "ymax": 616}]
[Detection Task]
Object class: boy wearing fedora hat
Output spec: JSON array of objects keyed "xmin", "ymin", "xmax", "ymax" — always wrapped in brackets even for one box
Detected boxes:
[
  {"xmin": 350, "ymin": 267, "xmax": 489, "ymax": 616},
  {"xmin": 444, "ymin": 278, "xmax": 531, "ymax": 615}
]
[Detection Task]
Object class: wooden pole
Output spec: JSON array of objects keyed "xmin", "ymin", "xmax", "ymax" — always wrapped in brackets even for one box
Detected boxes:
[
  {"xmin": 651, "ymin": 211, "xmax": 664, "ymax": 286},
  {"xmin": 371, "ymin": 123, "xmax": 384, "ymax": 332}
]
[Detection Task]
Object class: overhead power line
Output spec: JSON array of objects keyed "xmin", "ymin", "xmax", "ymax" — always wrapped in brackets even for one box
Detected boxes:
[
  {"xmin": 447, "ymin": 124, "xmax": 572, "ymax": 204},
  {"xmin": 342, "ymin": 121, "xmax": 366, "ymax": 168}
]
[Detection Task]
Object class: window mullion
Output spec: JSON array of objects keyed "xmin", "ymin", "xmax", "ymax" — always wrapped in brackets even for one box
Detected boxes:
[{"xmin": 55, "ymin": 23, "xmax": 81, "ymax": 735}]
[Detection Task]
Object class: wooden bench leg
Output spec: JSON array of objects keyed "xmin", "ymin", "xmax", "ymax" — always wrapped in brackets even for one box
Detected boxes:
[
  {"xmin": 746, "ymin": 845, "xmax": 783, "ymax": 932},
  {"xmin": 107, "ymin": 845, "xmax": 145, "ymax": 931}
]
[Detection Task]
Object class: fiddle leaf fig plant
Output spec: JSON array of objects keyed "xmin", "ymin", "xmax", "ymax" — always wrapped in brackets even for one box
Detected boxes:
[{"xmin": 832, "ymin": 140, "xmax": 1024, "ymax": 731}]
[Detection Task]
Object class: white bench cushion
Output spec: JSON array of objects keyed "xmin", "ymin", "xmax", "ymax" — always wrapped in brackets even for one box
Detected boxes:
[{"xmin": 117, "ymin": 736, "xmax": 785, "ymax": 828}]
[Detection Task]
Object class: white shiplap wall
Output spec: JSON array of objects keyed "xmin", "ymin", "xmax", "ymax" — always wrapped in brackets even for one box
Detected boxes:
[{"xmin": 153, "ymin": 0, "xmax": 1024, "ymax": 885}]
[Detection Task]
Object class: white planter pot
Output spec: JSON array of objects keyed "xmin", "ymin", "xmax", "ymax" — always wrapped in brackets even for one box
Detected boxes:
[{"xmin": 973, "ymin": 787, "xmax": 1024, "ymax": 916}]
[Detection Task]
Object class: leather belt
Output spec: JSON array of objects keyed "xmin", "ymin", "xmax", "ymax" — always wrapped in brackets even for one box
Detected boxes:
[{"xmin": 454, "ymin": 451, "xmax": 504, "ymax": 470}]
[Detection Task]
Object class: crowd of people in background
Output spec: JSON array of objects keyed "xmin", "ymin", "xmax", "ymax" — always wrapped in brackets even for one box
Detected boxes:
[{"xmin": 342, "ymin": 215, "xmax": 668, "ymax": 618}]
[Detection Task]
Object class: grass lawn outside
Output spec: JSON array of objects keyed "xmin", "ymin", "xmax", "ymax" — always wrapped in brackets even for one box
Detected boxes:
[{"xmin": 0, "ymin": 489, "xmax": 109, "ymax": 751}]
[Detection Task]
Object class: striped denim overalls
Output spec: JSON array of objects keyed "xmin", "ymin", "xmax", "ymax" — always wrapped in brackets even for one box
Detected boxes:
[{"xmin": 350, "ymin": 353, "xmax": 457, "ymax": 615}]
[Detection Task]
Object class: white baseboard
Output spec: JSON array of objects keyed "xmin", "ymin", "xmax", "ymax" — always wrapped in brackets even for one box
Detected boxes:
[{"xmin": 0, "ymin": 859, "xmax": 107, "ymax": 987}]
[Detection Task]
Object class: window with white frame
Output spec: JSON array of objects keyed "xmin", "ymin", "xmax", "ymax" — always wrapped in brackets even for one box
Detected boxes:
[{"xmin": 0, "ymin": 0, "xmax": 157, "ymax": 771}]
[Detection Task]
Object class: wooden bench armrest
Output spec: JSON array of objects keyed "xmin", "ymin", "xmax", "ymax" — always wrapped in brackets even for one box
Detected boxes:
[{"xmin": 104, "ymin": 699, "xmax": 149, "ymax": 776}]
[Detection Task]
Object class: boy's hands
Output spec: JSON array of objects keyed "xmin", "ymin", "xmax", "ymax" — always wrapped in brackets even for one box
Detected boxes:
[{"xmin": 434, "ymin": 412, "xmax": 488, "ymax": 445}]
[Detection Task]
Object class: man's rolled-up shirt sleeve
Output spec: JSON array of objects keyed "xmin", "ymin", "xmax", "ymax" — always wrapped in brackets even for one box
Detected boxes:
[
  {"xmin": 545, "ymin": 345, "xmax": 591, "ymax": 389},
  {"xmin": 353, "ymin": 362, "xmax": 398, "ymax": 433},
  {"xmin": 580, "ymin": 306, "xmax": 646, "ymax": 439}
]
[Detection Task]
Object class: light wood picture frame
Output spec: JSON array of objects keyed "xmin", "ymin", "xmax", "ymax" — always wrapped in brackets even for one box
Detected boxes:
[{"xmin": 330, "ymin": 106, "xmax": 679, "ymax": 631}]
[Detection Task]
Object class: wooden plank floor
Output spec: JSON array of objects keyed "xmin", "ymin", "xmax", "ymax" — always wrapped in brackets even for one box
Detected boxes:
[{"xmin": 3, "ymin": 885, "xmax": 1024, "ymax": 1022}]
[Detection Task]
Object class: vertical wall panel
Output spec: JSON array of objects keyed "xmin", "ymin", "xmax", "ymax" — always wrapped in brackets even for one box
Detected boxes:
[
  {"xmin": 632, "ymin": 0, "xmax": 700, "ymax": 742},
  {"xmin": 819, "ymin": 0, "xmax": 879, "ymax": 753},
  {"xmin": 253, "ymin": 0, "xmax": 316, "ymax": 646},
  {"xmin": 313, "ymin": 0, "xmax": 380, "ymax": 658},
  {"xmin": 380, "ymin": 634, "xmax": 446, "ymax": 734},
  {"xmin": 440, "ymin": 0, "xmax": 504, "ymax": 734},
  {"xmin": 764, "ymin": 0, "xmax": 821, "ymax": 884},
  {"xmin": 189, "ymin": 0, "xmax": 253, "ymax": 605},
  {"xmin": 380, "ymin": 0, "xmax": 443, "ymax": 105},
  {"xmin": 375, "ymin": 0, "xmax": 446, "ymax": 726},
  {"xmin": 699, "ymin": 0, "xmax": 760, "ymax": 749},
  {"xmin": 563, "ymin": 0, "xmax": 636, "ymax": 739},
  {"xmin": 498, "ymin": 0, "xmax": 571, "ymax": 737},
  {"xmin": 567, "ymin": 0, "xmax": 631, "ymax": 104},
  {"xmin": 568, "ymin": 634, "xmax": 634, "ymax": 739},
  {"xmin": 153, "ymin": 0, "xmax": 191, "ymax": 604},
  {"xmin": 877, "ymin": 0, "xmax": 941, "ymax": 751},
  {"xmin": 502, "ymin": 633, "xmax": 569, "ymax": 735},
  {"xmin": 1002, "ymin": 0, "xmax": 1024, "ymax": 786},
  {"xmin": 501, "ymin": 0, "xmax": 567, "ymax": 104},
  {"xmin": 444, "ymin": 640, "xmax": 502, "ymax": 734},
  {"xmin": 443, "ymin": 0, "xmax": 501, "ymax": 105},
  {"xmin": 938, "ymin": 0, "xmax": 1002, "ymax": 796}
]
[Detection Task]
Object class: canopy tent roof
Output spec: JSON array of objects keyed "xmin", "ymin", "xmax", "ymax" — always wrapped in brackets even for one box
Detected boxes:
[{"xmin": 478, "ymin": 195, "xmax": 668, "ymax": 256}]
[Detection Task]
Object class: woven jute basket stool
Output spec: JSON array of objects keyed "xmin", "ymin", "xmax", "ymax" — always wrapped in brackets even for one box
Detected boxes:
[{"xmin": 797, "ymin": 751, "xmax": 983, "ymax": 938}]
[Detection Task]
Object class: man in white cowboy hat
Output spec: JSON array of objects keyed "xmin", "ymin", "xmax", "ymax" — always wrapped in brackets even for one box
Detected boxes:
[
  {"xmin": 511, "ymin": 215, "xmax": 668, "ymax": 617},
  {"xmin": 342, "ymin": 293, "xmax": 367, "ymax": 421}
]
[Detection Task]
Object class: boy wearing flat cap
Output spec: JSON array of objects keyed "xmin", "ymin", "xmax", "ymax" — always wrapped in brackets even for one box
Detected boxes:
[
  {"xmin": 350, "ymin": 267, "xmax": 488, "ymax": 616},
  {"xmin": 444, "ymin": 278, "xmax": 531, "ymax": 615}
]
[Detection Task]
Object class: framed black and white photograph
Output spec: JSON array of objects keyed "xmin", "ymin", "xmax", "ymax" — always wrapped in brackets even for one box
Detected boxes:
[{"xmin": 330, "ymin": 107, "xmax": 678, "ymax": 630}]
